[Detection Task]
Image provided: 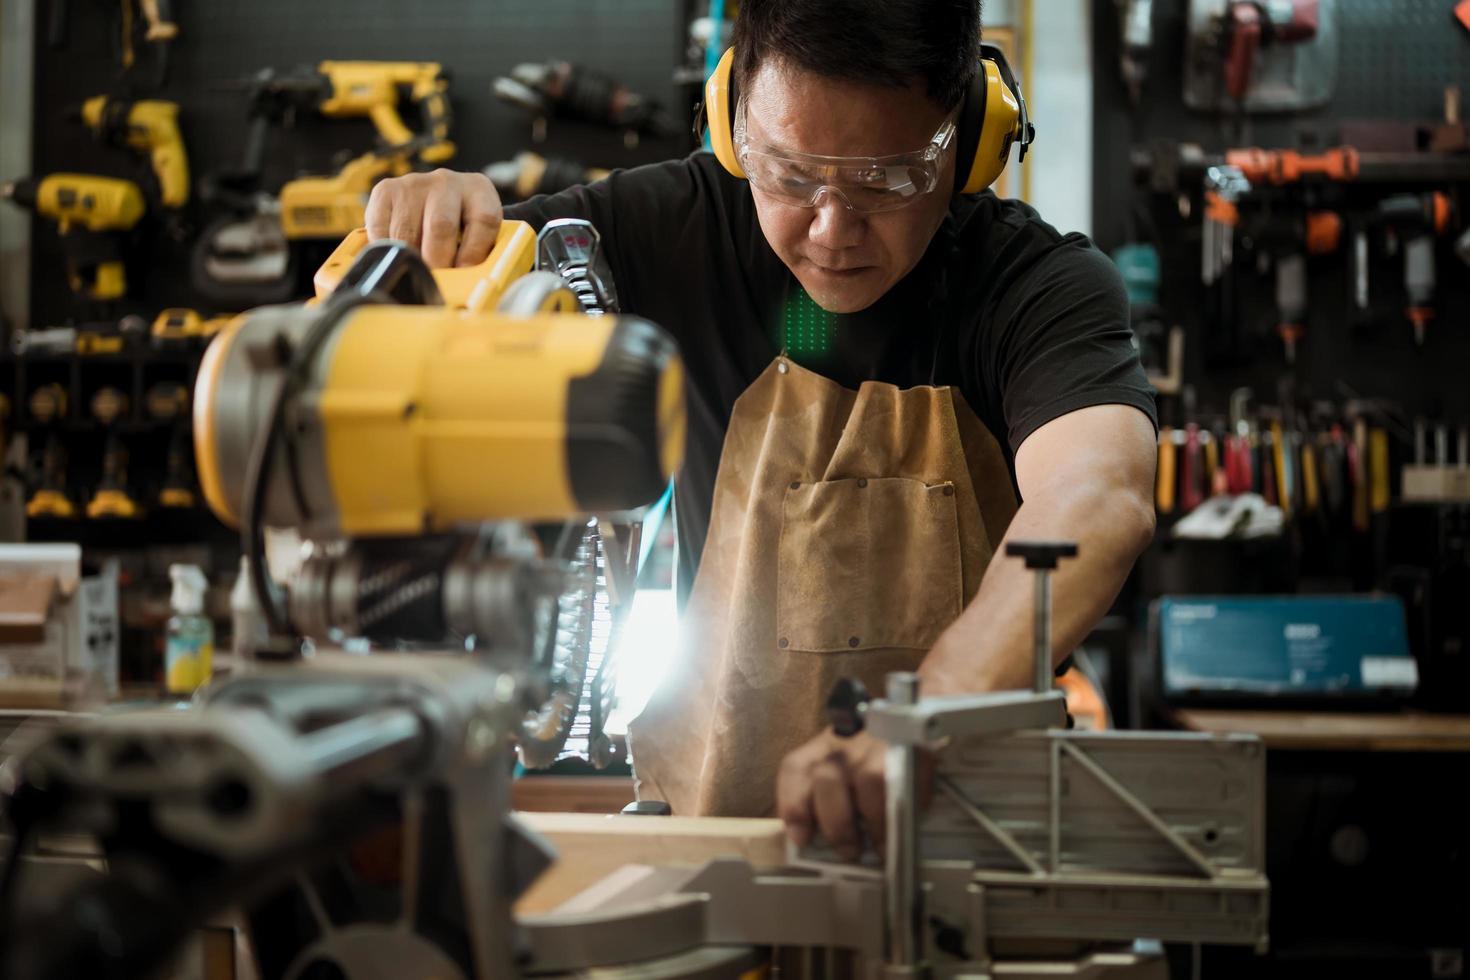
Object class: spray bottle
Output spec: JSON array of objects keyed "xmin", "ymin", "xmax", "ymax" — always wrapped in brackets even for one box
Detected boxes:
[{"xmin": 165, "ymin": 563, "xmax": 214, "ymax": 695}]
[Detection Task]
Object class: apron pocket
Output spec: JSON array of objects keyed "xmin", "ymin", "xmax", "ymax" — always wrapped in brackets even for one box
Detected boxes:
[{"xmin": 777, "ymin": 477, "xmax": 964, "ymax": 653}]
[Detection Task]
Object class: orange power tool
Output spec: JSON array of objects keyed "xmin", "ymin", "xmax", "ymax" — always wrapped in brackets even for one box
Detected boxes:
[{"xmin": 1225, "ymin": 146, "xmax": 1360, "ymax": 186}]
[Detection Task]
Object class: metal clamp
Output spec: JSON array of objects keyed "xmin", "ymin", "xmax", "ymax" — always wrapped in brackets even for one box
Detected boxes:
[{"xmin": 1004, "ymin": 540, "xmax": 1079, "ymax": 694}]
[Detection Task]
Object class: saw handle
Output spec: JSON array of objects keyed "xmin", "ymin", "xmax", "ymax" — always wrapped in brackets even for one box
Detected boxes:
[
  {"xmin": 826, "ymin": 678, "xmax": 871, "ymax": 738},
  {"xmin": 314, "ymin": 221, "xmax": 538, "ymax": 311}
]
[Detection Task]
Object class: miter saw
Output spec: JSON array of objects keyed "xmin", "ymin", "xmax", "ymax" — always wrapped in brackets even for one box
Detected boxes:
[{"xmin": 0, "ymin": 223, "xmax": 1269, "ymax": 979}]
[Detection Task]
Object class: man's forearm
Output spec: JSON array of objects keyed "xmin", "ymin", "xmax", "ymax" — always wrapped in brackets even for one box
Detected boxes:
[{"xmin": 918, "ymin": 480, "xmax": 1155, "ymax": 695}]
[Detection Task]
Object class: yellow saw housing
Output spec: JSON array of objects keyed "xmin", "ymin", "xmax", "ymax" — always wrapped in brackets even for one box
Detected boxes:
[{"xmin": 194, "ymin": 220, "xmax": 685, "ymax": 536}]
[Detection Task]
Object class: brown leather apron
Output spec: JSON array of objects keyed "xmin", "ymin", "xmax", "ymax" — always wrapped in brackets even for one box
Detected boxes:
[{"xmin": 628, "ymin": 355, "xmax": 1017, "ymax": 817}]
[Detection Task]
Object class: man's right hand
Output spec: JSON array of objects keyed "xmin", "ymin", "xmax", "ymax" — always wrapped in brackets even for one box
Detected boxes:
[{"xmin": 364, "ymin": 169, "xmax": 504, "ymax": 269}]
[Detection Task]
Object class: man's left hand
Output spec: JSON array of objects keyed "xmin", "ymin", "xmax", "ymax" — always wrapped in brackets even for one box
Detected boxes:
[{"xmin": 777, "ymin": 728, "xmax": 935, "ymax": 860}]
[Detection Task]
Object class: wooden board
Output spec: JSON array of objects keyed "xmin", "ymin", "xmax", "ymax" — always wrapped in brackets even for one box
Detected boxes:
[
  {"xmin": 1173, "ymin": 708, "xmax": 1470, "ymax": 752},
  {"xmin": 511, "ymin": 776, "xmax": 636, "ymax": 814},
  {"xmin": 514, "ymin": 813, "xmax": 788, "ymax": 915}
]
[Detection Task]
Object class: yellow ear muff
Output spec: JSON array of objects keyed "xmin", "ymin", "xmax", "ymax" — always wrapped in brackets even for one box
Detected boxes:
[
  {"xmin": 704, "ymin": 47, "xmax": 746, "ymax": 179},
  {"xmin": 960, "ymin": 59, "xmax": 1023, "ymax": 195}
]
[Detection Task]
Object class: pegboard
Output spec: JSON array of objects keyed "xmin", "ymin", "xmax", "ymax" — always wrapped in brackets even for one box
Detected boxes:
[
  {"xmin": 1334, "ymin": 0, "xmax": 1469, "ymax": 119},
  {"xmin": 1090, "ymin": 0, "xmax": 1470, "ymax": 425},
  {"xmin": 24, "ymin": 0, "xmax": 692, "ymax": 326}
]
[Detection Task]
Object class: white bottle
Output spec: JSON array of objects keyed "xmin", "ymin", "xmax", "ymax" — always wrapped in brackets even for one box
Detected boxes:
[
  {"xmin": 230, "ymin": 555, "xmax": 269, "ymax": 666},
  {"xmin": 165, "ymin": 564, "xmax": 214, "ymax": 695}
]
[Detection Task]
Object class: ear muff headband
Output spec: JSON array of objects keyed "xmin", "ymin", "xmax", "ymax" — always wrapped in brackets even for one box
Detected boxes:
[
  {"xmin": 705, "ymin": 47, "xmax": 745, "ymax": 178},
  {"xmin": 702, "ymin": 42, "xmax": 1031, "ymax": 195}
]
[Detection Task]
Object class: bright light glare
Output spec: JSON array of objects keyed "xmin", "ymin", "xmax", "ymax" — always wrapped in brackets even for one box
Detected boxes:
[{"xmin": 606, "ymin": 588, "xmax": 681, "ymax": 734}]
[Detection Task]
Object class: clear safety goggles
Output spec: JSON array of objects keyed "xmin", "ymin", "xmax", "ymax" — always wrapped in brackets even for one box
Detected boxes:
[{"xmin": 733, "ymin": 97, "xmax": 956, "ymax": 214}]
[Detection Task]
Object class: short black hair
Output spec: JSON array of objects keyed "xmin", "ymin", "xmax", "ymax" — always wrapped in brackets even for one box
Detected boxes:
[{"xmin": 730, "ymin": 0, "xmax": 981, "ymax": 111}]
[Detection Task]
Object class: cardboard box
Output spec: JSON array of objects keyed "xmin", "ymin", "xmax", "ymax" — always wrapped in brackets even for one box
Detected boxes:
[{"xmin": 1402, "ymin": 465, "xmax": 1470, "ymax": 503}]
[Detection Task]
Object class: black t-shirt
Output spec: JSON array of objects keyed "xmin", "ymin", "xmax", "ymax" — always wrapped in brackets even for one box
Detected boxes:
[{"xmin": 506, "ymin": 152, "xmax": 1157, "ymax": 605}]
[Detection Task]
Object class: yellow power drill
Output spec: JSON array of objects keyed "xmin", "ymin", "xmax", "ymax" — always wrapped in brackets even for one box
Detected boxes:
[
  {"xmin": 315, "ymin": 61, "xmax": 456, "ymax": 162},
  {"xmin": 279, "ymin": 151, "xmax": 411, "ymax": 239},
  {"xmin": 79, "ymin": 96, "xmax": 190, "ymax": 209},
  {"xmin": 201, "ymin": 61, "xmax": 455, "ymax": 254},
  {"xmin": 86, "ymin": 387, "xmax": 143, "ymax": 520},
  {"xmin": 1, "ymin": 174, "xmax": 146, "ymax": 300},
  {"xmin": 278, "ymin": 62, "xmax": 456, "ymax": 237}
]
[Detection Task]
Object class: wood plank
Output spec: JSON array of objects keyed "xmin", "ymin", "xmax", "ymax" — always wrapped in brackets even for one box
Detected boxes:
[
  {"xmin": 514, "ymin": 813, "xmax": 788, "ymax": 915},
  {"xmin": 511, "ymin": 775, "xmax": 635, "ymax": 814},
  {"xmin": 1173, "ymin": 708, "xmax": 1470, "ymax": 752}
]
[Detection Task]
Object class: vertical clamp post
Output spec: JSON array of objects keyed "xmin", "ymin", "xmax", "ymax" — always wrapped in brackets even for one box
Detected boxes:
[
  {"xmin": 884, "ymin": 672, "xmax": 921, "ymax": 974},
  {"xmin": 1004, "ymin": 541, "xmax": 1079, "ymax": 693}
]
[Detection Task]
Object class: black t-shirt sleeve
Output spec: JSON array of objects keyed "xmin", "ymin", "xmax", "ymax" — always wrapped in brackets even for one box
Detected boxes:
[{"xmin": 982, "ymin": 237, "xmax": 1158, "ymax": 453}]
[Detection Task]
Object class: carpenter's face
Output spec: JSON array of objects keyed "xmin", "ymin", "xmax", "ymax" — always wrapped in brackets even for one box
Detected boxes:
[{"xmin": 742, "ymin": 58, "xmax": 955, "ymax": 313}]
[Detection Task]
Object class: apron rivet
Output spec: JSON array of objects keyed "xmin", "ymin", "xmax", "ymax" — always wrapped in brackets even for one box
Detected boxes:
[
  {"xmin": 942, "ymin": 485, "xmax": 955, "ymax": 496},
  {"xmin": 789, "ymin": 481, "xmax": 801, "ymax": 490},
  {"xmin": 848, "ymin": 636, "xmax": 860, "ymax": 648},
  {"xmin": 857, "ymin": 478, "xmax": 868, "ymax": 488},
  {"xmin": 778, "ymin": 360, "xmax": 789, "ymax": 374},
  {"xmin": 778, "ymin": 637, "xmax": 790, "ymax": 649}
]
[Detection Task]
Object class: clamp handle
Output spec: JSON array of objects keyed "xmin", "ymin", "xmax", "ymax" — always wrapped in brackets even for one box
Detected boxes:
[
  {"xmin": 1006, "ymin": 540, "xmax": 1079, "ymax": 694},
  {"xmin": 825, "ymin": 677, "xmax": 871, "ymax": 738},
  {"xmin": 1004, "ymin": 540, "xmax": 1078, "ymax": 570}
]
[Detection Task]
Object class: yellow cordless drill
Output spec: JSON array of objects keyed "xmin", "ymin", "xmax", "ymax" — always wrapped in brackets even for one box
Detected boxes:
[
  {"xmin": 279, "ymin": 151, "xmax": 412, "ymax": 239},
  {"xmin": 146, "ymin": 381, "xmax": 197, "ymax": 509},
  {"xmin": 86, "ymin": 386, "xmax": 142, "ymax": 520},
  {"xmin": 26, "ymin": 384, "xmax": 77, "ymax": 520},
  {"xmin": 79, "ymin": 96, "xmax": 190, "ymax": 209},
  {"xmin": 315, "ymin": 61, "xmax": 456, "ymax": 162},
  {"xmin": 1, "ymin": 174, "xmax": 146, "ymax": 300},
  {"xmin": 280, "ymin": 62, "xmax": 455, "ymax": 237},
  {"xmin": 200, "ymin": 60, "xmax": 455, "ymax": 266}
]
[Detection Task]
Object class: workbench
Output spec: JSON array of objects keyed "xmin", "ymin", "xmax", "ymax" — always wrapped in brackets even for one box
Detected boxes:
[
  {"xmin": 1172, "ymin": 708, "xmax": 1470, "ymax": 752},
  {"xmin": 1171, "ymin": 706, "xmax": 1470, "ymax": 977}
]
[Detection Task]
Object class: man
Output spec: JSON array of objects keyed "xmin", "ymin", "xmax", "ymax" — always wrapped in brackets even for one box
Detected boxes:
[{"xmin": 365, "ymin": 0, "xmax": 1157, "ymax": 860}]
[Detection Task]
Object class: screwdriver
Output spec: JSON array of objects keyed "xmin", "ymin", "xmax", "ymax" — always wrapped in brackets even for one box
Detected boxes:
[
  {"xmin": 1206, "ymin": 431, "xmax": 1226, "ymax": 496},
  {"xmin": 1157, "ymin": 427, "xmax": 1177, "ymax": 514},
  {"xmin": 1261, "ymin": 427, "xmax": 1278, "ymax": 506},
  {"xmin": 1350, "ymin": 417, "xmax": 1369, "ymax": 533},
  {"xmin": 1226, "ymin": 388, "xmax": 1254, "ymax": 495},
  {"xmin": 1271, "ymin": 419, "xmax": 1291, "ymax": 515},
  {"xmin": 1369, "ymin": 427, "xmax": 1391, "ymax": 515},
  {"xmin": 1181, "ymin": 387, "xmax": 1203, "ymax": 512},
  {"xmin": 1301, "ymin": 437, "xmax": 1320, "ymax": 513},
  {"xmin": 1321, "ymin": 424, "xmax": 1347, "ymax": 519}
]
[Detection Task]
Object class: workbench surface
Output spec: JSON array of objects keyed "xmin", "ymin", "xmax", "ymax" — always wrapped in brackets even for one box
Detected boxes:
[{"xmin": 1173, "ymin": 708, "xmax": 1470, "ymax": 752}]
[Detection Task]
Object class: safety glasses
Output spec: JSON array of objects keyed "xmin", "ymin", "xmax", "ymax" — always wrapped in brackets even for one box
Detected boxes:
[{"xmin": 733, "ymin": 97, "xmax": 957, "ymax": 214}]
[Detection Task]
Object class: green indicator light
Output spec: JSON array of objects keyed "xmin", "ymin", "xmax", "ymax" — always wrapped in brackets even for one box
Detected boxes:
[{"xmin": 780, "ymin": 286, "xmax": 836, "ymax": 357}]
